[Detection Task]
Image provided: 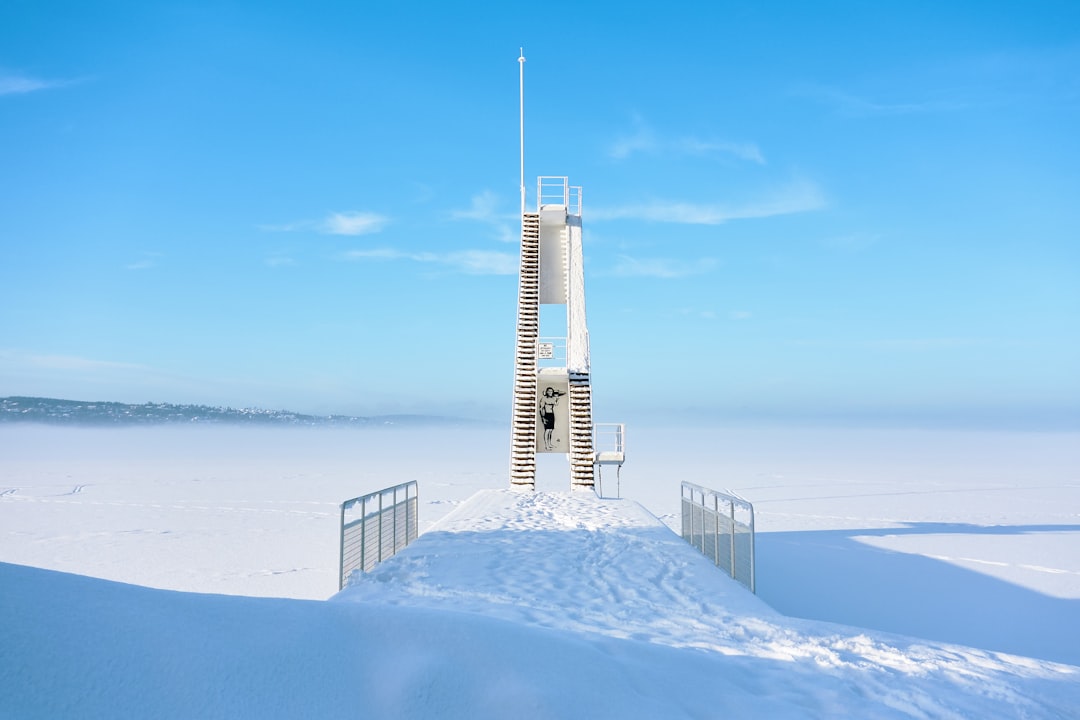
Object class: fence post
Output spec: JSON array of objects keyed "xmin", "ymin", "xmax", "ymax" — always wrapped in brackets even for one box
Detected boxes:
[
  {"xmin": 749, "ymin": 504, "xmax": 756, "ymax": 594},
  {"xmin": 339, "ymin": 502, "xmax": 346, "ymax": 589},
  {"xmin": 729, "ymin": 499, "xmax": 737, "ymax": 581},
  {"xmin": 360, "ymin": 497, "xmax": 367, "ymax": 571},
  {"xmin": 696, "ymin": 494, "xmax": 705, "ymax": 554},
  {"xmin": 699, "ymin": 489, "xmax": 706, "ymax": 554},
  {"xmin": 711, "ymin": 494, "xmax": 719, "ymax": 565}
]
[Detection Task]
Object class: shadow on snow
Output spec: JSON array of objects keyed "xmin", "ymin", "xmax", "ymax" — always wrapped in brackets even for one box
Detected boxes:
[{"xmin": 756, "ymin": 521, "xmax": 1080, "ymax": 666}]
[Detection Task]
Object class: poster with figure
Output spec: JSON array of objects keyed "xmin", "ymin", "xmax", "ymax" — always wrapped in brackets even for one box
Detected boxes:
[{"xmin": 536, "ymin": 377, "xmax": 570, "ymax": 453}]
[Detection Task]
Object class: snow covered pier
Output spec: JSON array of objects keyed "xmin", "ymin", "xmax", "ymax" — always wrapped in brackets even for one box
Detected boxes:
[
  {"xmin": 337, "ymin": 489, "xmax": 773, "ymax": 644},
  {"xmin": 334, "ymin": 490, "xmax": 1080, "ymax": 718}
]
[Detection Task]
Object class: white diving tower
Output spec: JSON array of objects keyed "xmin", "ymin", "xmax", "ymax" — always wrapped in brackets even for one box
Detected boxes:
[{"xmin": 510, "ymin": 177, "xmax": 624, "ymax": 492}]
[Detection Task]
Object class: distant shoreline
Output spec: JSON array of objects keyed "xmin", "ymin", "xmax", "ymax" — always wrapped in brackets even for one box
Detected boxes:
[{"xmin": 0, "ymin": 396, "xmax": 485, "ymax": 428}]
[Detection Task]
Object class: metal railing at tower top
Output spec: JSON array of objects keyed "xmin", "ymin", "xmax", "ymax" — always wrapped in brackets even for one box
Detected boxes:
[
  {"xmin": 537, "ymin": 176, "xmax": 582, "ymax": 216},
  {"xmin": 681, "ymin": 482, "xmax": 756, "ymax": 593}
]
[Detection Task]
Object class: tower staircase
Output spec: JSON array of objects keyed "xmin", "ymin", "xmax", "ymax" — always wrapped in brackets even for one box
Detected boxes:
[
  {"xmin": 568, "ymin": 371, "xmax": 595, "ymax": 489},
  {"xmin": 509, "ymin": 212, "xmax": 541, "ymax": 488}
]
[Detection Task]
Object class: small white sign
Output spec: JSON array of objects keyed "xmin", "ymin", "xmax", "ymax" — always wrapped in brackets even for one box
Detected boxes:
[{"xmin": 538, "ymin": 343, "xmax": 554, "ymax": 359}]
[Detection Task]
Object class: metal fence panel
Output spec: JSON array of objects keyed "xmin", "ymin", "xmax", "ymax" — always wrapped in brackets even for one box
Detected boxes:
[
  {"xmin": 339, "ymin": 481, "xmax": 419, "ymax": 589},
  {"xmin": 734, "ymin": 524, "xmax": 754, "ymax": 589},
  {"xmin": 680, "ymin": 481, "xmax": 755, "ymax": 593}
]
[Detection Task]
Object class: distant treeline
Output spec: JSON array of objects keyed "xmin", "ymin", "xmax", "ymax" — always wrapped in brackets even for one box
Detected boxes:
[{"xmin": 0, "ymin": 397, "xmax": 473, "ymax": 428}]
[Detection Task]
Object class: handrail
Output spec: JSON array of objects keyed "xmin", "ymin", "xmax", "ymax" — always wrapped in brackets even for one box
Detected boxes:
[
  {"xmin": 593, "ymin": 423, "xmax": 625, "ymax": 460},
  {"xmin": 593, "ymin": 423, "xmax": 626, "ymax": 498},
  {"xmin": 538, "ymin": 176, "xmax": 567, "ymax": 207},
  {"xmin": 680, "ymin": 482, "xmax": 755, "ymax": 593},
  {"xmin": 537, "ymin": 176, "xmax": 583, "ymax": 216},
  {"xmin": 339, "ymin": 480, "xmax": 419, "ymax": 589}
]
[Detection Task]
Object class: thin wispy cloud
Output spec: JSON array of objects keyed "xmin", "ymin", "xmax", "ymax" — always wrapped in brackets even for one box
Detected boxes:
[
  {"xmin": 868, "ymin": 337, "xmax": 982, "ymax": 351},
  {"xmin": 444, "ymin": 250, "xmax": 518, "ymax": 275},
  {"xmin": 451, "ymin": 190, "xmax": 516, "ymax": 243},
  {"xmin": 264, "ymin": 254, "xmax": 295, "ymax": 267},
  {"xmin": 345, "ymin": 248, "xmax": 399, "ymax": 261},
  {"xmin": 795, "ymin": 84, "xmax": 966, "ymax": 117},
  {"xmin": 609, "ymin": 118, "xmax": 764, "ymax": 164},
  {"xmin": 788, "ymin": 337, "xmax": 987, "ymax": 351},
  {"xmin": 260, "ymin": 211, "xmax": 388, "ymax": 236},
  {"xmin": 343, "ymin": 248, "xmax": 517, "ymax": 275},
  {"xmin": 609, "ymin": 121, "xmax": 657, "ymax": 159},
  {"xmin": 607, "ymin": 255, "xmax": 718, "ymax": 279},
  {"xmin": 822, "ymin": 232, "xmax": 882, "ymax": 252},
  {"xmin": 5, "ymin": 351, "xmax": 147, "ymax": 372},
  {"xmin": 677, "ymin": 139, "xmax": 765, "ymax": 164},
  {"xmin": 124, "ymin": 252, "xmax": 162, "ymax": 271},
  {"xmin": 451, "ymin": 190, "xmax": 501, "ymax": 221},
  {"xmin": 591, "ymin": 179, "xmax": 825, "ymax": 224},
  {"xmin": 321, "ymin": 211, "xmax": 388, "ymax": 235},
  {"xmin": 678, "ymin": 308, "xmax": 720, "ymax": 320},
  {"xmin": 0, "ymin": 71, "xmax": 72, "ymax": 96}
]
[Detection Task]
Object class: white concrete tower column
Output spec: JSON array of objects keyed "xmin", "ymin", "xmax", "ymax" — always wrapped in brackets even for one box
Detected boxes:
[{"xmin": 509, "ymin": 177, "xmax": 595, "ymax": 491}]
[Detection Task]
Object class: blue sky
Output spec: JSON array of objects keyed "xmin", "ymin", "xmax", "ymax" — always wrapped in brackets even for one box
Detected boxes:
[{"xmin": 1, "ymin": 1, "xmax": 1078, "ymax": 428}]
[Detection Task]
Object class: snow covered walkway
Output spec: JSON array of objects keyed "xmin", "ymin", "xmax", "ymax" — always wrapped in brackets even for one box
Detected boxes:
[
  {"xmin": 338, "ymin": 489, "xmax": 774, "ymax": 646},
  {"xmin": 336, "ymin": 489, "xmax": 1080, "ymax": 718}
]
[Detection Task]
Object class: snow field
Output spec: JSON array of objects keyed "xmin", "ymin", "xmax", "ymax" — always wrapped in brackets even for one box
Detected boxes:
[{"xmin": 1, "ymin": 423, "xmax": 1079, "ymax": 718}]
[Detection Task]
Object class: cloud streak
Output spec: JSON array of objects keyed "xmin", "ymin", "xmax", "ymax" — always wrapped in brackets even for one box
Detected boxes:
[
  {"xmin": 264, "ymin": 254, "xmax": 294, "ymax": 267},
  {"xmin": 0, "ymin": 72, "xmax": 71, "ymax": 96},
  {"xmin": 795, "ymin": 84, "xmax": 966, "ymax": 117},
  {"xmin": 0, "ymin": 350, "xmax": 147, "ymax": 372},
  {"xmin": 609, "ymin": 118, "xmax": 765, "ymax": 164},
  {"xmin": 590, "ymin": 180, "xmax": 825, "ymax": 224},
  {"xmin": 343, "ymin": 248, "xmax": 517, "ymax": 275},
  {"xmin": 609, "ymin": 123, "xmax": 657, "ymax": 160},
  {"xmin": 260, "ymin": 211, "xmax": 388, "ymax": 236},
  {"xmin": 606, "ymin": 255, "xmax": 718, "ymax": 279},
  {"xmin": 321, "ymin": 211, "xmax": 388, "ymax": 235},
  {"xmin": 450, "ymin": 190, "xmax": 516, "ymax": 243},
  {"xmin": 124, "ymin": 252, "xmax": 163, "ymax": 271},
  {"xmin": 677, "ymin": 139, "xmax": 765, "ymax": 164},
  {"xmin": 451, "ymin": 191, "xmax": 501, "ymax": 221}
]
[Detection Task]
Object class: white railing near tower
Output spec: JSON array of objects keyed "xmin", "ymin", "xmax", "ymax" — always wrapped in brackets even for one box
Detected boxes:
[
  {"xmin": 537, "ymin": 176, "xmax": 582, "ymax": 216},
  {"xmin": 339, "ymin": 481, "xmax": 419, "ymax": 589},
  {"xmin": 681, "ymin": 482, "xmax": 756, "ymax": 593},
  {"xmin": 593, "ymin": 423, "xmax": 626, "ymax": 497},
  {"xmin": 593, "ymin": 423, "xmax": 625, "ymax": 464}
]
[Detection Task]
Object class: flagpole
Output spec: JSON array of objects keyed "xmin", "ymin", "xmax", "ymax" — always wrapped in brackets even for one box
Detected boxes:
[{"xmin": 518, "ymin": 48, "xmax": 526, "ymax": 216}]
